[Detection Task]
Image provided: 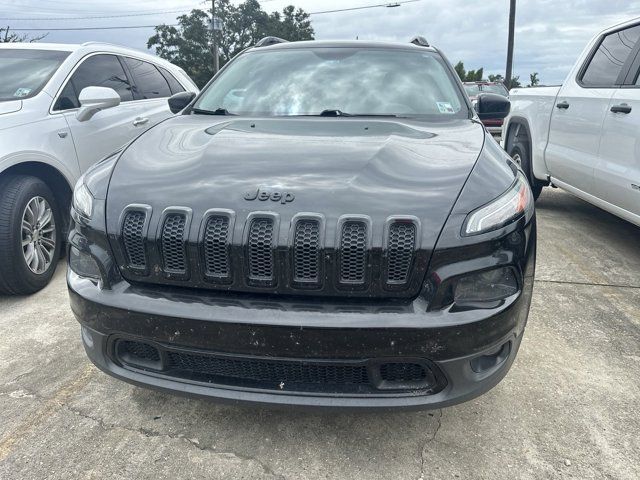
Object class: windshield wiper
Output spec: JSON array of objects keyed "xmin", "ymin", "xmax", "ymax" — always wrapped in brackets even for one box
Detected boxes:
[
  {"xmin": 192, "ymin": 107, "xmax": 235, "ymax": 116},
  {"xmin": 313, "ymin": 109, "xmax": 399, "ymax": 117}
]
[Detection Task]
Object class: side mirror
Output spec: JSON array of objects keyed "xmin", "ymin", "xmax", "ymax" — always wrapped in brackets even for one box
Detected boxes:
[
  {"xmin": 476, "ymin": 93, "xmax": 510, "ymax": 120},
  {"xmin": 76, "ymin": 87, "xmax": 120, "ymax": 122},
  {"xmin": 168, "ymin": 91, "xmax": 197, "ymax": 114}
]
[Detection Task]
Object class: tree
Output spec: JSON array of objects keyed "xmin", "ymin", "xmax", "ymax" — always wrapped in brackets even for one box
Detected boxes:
[
  {"xmin": 529, "ymin": 72, "xmax": 539, "ymax": 87},
  {"xmin": 454, "ymin": 61, "xmax": 466, "ymax": 81},
  {"xmin": 509, "ymin": 75, "xmax": 521, "ymax": 88},
  {"xmin": 1, "ymin": 26, "xmax": 47, "ymax": 43},
  {"xmin": 488, "ymin": 73, "xmax": 504, "ymax": 82},
  {"xmin": 148, "ymin": 0, "xmax": 314, "ymax": 87}
]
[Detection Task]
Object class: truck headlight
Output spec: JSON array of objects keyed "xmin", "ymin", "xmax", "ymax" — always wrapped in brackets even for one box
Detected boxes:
[
  {"xmin": 462, "ymin": 172, "xmax": 533, "ymax": 236},
  {"xmin": 72, "ymin": 178, "xmax": 94, "ymax": 219}
]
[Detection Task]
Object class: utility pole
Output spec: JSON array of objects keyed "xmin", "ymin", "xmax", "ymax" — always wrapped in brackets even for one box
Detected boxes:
[
  {"xmin": 211, "ymin": 0, "xmax": 219, "ymax": 74},
  {"xmin": 505, "ymin": 0, "xmax": 516, "ymax": 88}
]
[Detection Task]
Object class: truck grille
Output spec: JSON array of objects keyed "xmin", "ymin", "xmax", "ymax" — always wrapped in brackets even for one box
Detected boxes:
[{"xmin": 115, "ymin": 207, "xmax": 424, "ymax": 298}]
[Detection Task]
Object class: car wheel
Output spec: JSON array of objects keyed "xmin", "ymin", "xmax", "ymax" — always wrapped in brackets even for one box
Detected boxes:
[
  {"xmin": 0, "ymin": 175, "xmax": 62, "ymax": 295},
  {"xmin": 508, "ymin": 145, "xmax": 543, "ymax": 200}
]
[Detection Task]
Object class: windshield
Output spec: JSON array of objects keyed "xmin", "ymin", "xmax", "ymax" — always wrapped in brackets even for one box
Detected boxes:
[
  {"xmin": 482, "ymin": 84, "xmax": 509, "ymax": 96},
  {"xmin": 0, "ymin": 49, "xmax": 69, "ymax": 102},
  {"xmin": 195, "ymin": 47, "xmax": 468, "ymax": 119},
  {"xmin": 463, "ymin": 84, "xmax": 481, "ymax": 96}
]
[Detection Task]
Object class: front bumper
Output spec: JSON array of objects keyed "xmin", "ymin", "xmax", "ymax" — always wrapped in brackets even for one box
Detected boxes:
[{"xmin": 68, "ymin": 268, "xmax": 532, "ymax": 410}]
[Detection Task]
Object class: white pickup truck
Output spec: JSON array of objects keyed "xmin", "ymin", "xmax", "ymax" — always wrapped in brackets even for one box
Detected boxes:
[{"xmin": 503, "ymin": 17, "xmax": 640, "ymax": 227}]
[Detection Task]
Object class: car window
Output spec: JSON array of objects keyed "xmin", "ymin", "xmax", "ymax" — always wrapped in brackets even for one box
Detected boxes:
[
  {"xmin": 464, "ymin": 84, "xmax": 481, "ymax": 96},
  {"xmin": 581, "ymin": 24, "xmax": 640, "ymax": 86},
  {"xmin": 66, "ymin": 54, "xmax": 134, "ymax": 109},
  {"xmin": 482, "ymin": 84, "xmax": 509, "ymax": 96},
  {"xmin": 0, "ymin": 49, "xmax": 69, "ymax": 102},
  {"xmin": 123, "ymin": 57, "xmax": 172, "ymax": 99},
  {"xmin": 159, "ymin": 67, "xmax": 186, "ymax": 94},
  {"xmin": 196, "ymin": 48, "xmax": 468, "ymax": 119},
  {"xmin": 53, "ymin": 81, "xmax": 79, "ymax": 110}
]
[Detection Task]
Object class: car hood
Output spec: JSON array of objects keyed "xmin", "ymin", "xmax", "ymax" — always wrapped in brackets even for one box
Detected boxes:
[
  {"xmin": 106, "ymin": 116, "xmax": 485, "ymax": 251},
  {"xmin": 0, "ymin": 100, "xmax": 22, "ymax": 116}
]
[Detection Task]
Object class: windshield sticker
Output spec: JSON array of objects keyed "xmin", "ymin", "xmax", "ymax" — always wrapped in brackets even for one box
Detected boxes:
[
  {"xmin": 14, "ymin": 88, "xmax": 32, "ymax": 98},
  {"xmin": 436, "ymin": 102, "xmax": 455, "ymax": 114}
]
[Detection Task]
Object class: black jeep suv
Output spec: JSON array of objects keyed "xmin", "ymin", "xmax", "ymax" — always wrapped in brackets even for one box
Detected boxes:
[{"xmin": 68, "ymin": 37, "xmax": 535, "ymax": 409}]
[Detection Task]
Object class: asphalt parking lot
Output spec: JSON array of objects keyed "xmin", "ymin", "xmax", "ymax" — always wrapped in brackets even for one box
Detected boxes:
[{"xmin": 0, "ymin": 188, "xmax": 638, "ymax": 480}]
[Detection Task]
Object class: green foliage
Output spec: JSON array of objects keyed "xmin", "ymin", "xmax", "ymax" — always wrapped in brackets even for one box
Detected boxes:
[
  {"xmin": 529, "ymin": 72, "xmax": 539, "ymax": 87},
  {"xmin": 488, "ymin": 73, "xmax": 504, "ymax": 82},
  {"xmin": 453, "ymin": 61, "xmax": 483, "ymax": 82},
  {"xmin": 508, "ymin": 75, "xmax": 521, "ymax": 88},
  {"xmin": 148, "ymin": 0, "xmax": 314, "ymax": 87}
]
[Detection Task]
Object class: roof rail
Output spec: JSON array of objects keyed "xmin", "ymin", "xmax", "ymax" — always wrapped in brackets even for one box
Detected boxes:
[
  {"xmin": 81, "ymin": 41, "xmax": 122, "ymax": 47},
  {"xmin": 409, "ymin": 36, "xmax": 430, "ymax": 47},
  {"xmin": 255, "ymin": 36, "xmax": 289, "ymax": 48}
]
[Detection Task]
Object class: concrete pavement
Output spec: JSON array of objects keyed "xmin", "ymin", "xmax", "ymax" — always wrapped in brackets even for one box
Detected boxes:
[{"xmin": 0, "ymin": 188, "xmax": 638, "ymax": 480}]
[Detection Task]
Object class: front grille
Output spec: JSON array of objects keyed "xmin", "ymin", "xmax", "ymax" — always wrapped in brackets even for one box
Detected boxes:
[
  {"xmin": 114, "ymin": 340, "xmax": 442, "ymax": 395},
  {"xmin": 203, "ymin": 215, "xmax": 230, "ymax": 278},
  {"xmin": 293, "ymin": 219, "xmax": 321, "ymax": 283},
  {"xmin": 161, "ymin": 214, "xmax": 187, "ymax": 273},
  {"xmin": 115, "ymin": 208, "xmax": 424, "ymax": 298},
  {"xmin": 339, "ymin": 221, "xmax": 368, "ymax": 284},
  {"xmin": 247, "ymin": 218, "xmax": 274, "ymax": 282},
  {"xmin": 386, "ymin": 222, "xmax": 416, "ymax": 284},
  {"xmin": 122, "ymin": 211, "xmax": 146, "ymax": 268},
  {"xmin": 166, "ymin": 351, "xmax": 370, "ymax": 387}
]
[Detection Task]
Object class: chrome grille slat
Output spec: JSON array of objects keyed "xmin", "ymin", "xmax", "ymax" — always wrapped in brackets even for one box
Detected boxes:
[
  {"xmin": 248, "ymin": 217, "xmax": 275, "ymax": 281},
  {"xmin": 293, "ymin": 219, "xmax": 321, "ymax": 283},
  {"xmin": 339, "ymin": 220, "xmax": 368, "ymax": 284},
  {"xmin": 122, "ymin": 211, "xmax": 146, "ymax": 269},
  {"xmin": 161, "ymin": 214, "xmax": 187, "ymax": 273},
  {"xmin": 386, "ymin": 222, "xmax": 416, "ymax": 284}
]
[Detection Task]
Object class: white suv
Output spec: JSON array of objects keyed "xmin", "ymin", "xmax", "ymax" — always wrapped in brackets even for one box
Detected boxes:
[{"xmin": 0, "ymin": 42, "xmax": 198, "ymax": 295}]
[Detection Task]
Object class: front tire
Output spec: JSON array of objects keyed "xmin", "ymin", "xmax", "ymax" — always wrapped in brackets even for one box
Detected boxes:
[
  {"xmin": 508, "ymin": 144, "xmax": 543, "ymax": 200},
  {"xmin": 0, "ymin": 175, "xmax": 62, "ymax": 295}
]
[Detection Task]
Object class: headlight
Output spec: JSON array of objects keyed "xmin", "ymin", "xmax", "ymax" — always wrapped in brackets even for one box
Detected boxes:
[
  {"xmin": 462, "ymin": 172, "xmax": 533, "ymax": 236},
  {"xmin": 72, "ymin": 178, "xmax": 94, "ymax": 219}
]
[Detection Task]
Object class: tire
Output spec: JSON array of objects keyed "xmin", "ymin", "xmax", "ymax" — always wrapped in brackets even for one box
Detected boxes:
[
  {"xmin": 0, "ymin": 175, "xmax": 62, "ymax": 295},
  {"xmin": 508, "ymin": 144, "xmax": 543, "ymax": 200}
]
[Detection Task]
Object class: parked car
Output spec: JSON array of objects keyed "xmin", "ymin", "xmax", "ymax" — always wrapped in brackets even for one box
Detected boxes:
[
  {"xmin": 68, "ymin": 37, "xmax": 536, "ymax": 410},
  {"xmin": 504, "ymin": 17, "xmax": 640, "ymax": 226},
  {"xmin": 0, "ymin": 42, "xmax": 198, "ymax": 295},
  {"xmin": 463, "ymin": 81, "xmax": 509, "ymax": 137}
]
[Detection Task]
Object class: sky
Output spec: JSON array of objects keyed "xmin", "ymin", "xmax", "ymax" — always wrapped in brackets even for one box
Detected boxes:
[{"xmin": 3, "ymin": 0, "xmax": 640, "ymax": 85}]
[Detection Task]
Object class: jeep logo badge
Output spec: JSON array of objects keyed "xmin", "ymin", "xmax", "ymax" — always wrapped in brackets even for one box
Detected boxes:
[{"xmin": 244, "ymin": 187, "xmax": 295, "ymax": 204}]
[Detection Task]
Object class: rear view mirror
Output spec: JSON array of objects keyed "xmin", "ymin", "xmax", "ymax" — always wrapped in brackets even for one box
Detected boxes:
[
  {"xmin": 476, "ymin": 93, "xmax": 510, "ymax": 120},
  {"xmin": 76, "ymin": 86, "xmax": 120, "ymax": 122},
  {"xmin": 168, "ymin": 91, "xmax": 197, "ymax": 114}
]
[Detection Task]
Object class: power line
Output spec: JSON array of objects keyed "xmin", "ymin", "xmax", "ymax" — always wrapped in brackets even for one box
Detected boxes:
[
  {"xmin": 309, "ymin": 0, "xmax": 422, "ymax": 16},
  {"xmin": 7, "ymin": 0, "xmax": 424, "ymax": 31},
  {"xmin": 0, "ymin": 9, "xmax": 193, "ymax": 21},
  {"xmin": 8, "ymin": 24, "xmax": 179, "ymax": 31}
]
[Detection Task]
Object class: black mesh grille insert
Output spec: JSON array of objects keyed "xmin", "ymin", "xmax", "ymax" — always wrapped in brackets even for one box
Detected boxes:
[
  {"xmin": 161, "ymin": 214, "xmax": 187, "ymax": 273},
  {"xmin": 339, "ymin": 221, "xmax": 367, "ymax": 283},
  {"xmin": 122, "ymin": 211, "xmax": 146, "ymax": 269},
  {"xmin": 293, "ymin": 219, "xmax": 320, "ymax": 283},
  {"xmin": 118, "ymin": 340, "xmax": 160, "ymax": 362},
  {"xmin": 380, "ymin": 363, "xmax": 427, "ymax": 382},
  {"xmin": 203, "ymin": 215, "xmax": 230, "ymax": 277},
  {"xmin": 166, "ymin": 352, "xmax": 370, "ymax": 389},
  {"xmin": 387, "ymin": 222, "xmax": 416, "ymax": 284},
  {"xmin": 248, "ymin": 218, "xmax": 274, "ymax": 281}
]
